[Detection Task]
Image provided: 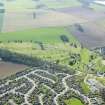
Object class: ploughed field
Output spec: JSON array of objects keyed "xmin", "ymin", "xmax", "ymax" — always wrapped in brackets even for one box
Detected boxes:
[
  {"xmin": 0, "ymin": 61, "xmax": 27, "ymax": 79},
  {"xmin": 68, "ymin": 19, "xmax": 105, "ymax": 49},
  {"xmin": 2, "ymin": 0, "xmax": 105, "ymax": 32},
  {"xmin": 2, "ymin": 10, "xmax": 88, "ymax": 32}
]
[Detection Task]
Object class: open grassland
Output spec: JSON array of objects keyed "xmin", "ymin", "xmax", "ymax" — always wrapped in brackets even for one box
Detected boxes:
[{"xmin": 65, "ymin": 98, "xmax": 84, "ymax": 105}]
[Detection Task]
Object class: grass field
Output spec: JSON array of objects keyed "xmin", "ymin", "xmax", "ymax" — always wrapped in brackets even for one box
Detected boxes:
[
  {"xmin": 65, "ymin": 98, "xmax": 83, "ymax": 105},
  {"xmin": 0, "ymin": 27, "xmax": 76, "ymax": 43},
  {"xmin": 5, "ymin": 0, "xmax": 81, "ymax": 11}
]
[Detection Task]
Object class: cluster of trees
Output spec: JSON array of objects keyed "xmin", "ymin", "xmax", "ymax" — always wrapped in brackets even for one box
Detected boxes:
[
  {"xmin": 100, "ymin": 88, "xmax": 105, "ymax": 102},
  {"xmin": 74, "ymin": 24, "xmax": 84, "ymax": 32},
  {"xmin": 69, "ymin": 53, "xmax": 81, "ymax": 66},
  {"xmin": 60, "ymin": 35, "xmax": 69, "ymax": 43}
]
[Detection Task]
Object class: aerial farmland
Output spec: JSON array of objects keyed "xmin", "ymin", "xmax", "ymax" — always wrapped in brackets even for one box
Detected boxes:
[{"xmin": 0, "ymin": 0, "xmax": 105, "ymax": 105}]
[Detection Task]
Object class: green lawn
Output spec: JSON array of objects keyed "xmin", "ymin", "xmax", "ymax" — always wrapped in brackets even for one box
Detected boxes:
[
  {"xmin": 0, "ymin": 27, "xmax": 76, "ymax": 44},
  {"xmin": 65, "ymin": 98, "xmax": 84, "ymax": 105}
]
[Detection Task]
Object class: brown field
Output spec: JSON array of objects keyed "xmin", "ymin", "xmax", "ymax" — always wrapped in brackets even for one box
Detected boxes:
[
  {"xmin": 2, "ymin": 7, "xmax": 105, "ymax": 32},
  {"xmin": 0, "ymin": 61, "xmax": 27, "ymax": 79},
  {"xmin": 55, "ymin": 7, "xmax": 105, "ymax": 21},
  {"xmin": 2, "ymin": 10, "xmax": 87, "ymax": 32},
  {"xmin": 68, "ymin": 19, "xmax": 105, "ymax": 49}
]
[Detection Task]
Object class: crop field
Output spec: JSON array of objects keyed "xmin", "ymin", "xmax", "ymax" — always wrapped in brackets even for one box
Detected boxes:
[
  {"xmin": 55, "ymin": 6, "xmax": 105, "ymax": 21},
  {"xmin": 5, "ymin": 0, "xmax": 81, "ymax": 11},
  {"xmin": 5, "ymin": 0, "xmax": 105, "ymax": 12},
  {"xmin": 2, "ymin": 10, "xmax": 88, "ymax": 32},
  {"xmin": 42, "ymin": 0, "xmax": 81, "ymax": 9},
  {"xmin": 3, "ymin": 0, "xmax": 105, "ymax": 32},
  {"xmin": 0, "ymin": 27, "xmax": 76, "ymax": 43}
]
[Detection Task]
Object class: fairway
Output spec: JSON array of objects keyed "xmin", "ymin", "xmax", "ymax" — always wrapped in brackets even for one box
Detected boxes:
[{"xmin": 0, "ymin": 27, "xmax": 76, "ymax": 43}]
